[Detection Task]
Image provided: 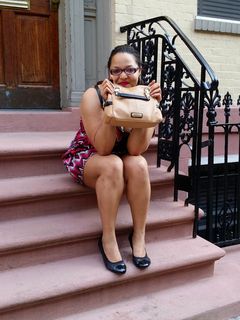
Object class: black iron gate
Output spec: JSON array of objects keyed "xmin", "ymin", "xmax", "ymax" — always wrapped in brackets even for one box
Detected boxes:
[
  {"xmin": 193, "ymin": 93, "xmax": 240, "ymax": 247},
  {"xmin": 121, "ymin": 16, "xmax": 240, "ymax": 247}
]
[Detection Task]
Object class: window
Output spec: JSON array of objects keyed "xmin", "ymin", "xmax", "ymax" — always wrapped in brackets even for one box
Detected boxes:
[
  {"xmin": 198, "ymin": 0, "xmax": 240, "ymax": 21},
  {"xmin": 195, "ymin": 0, "xmax": 240, "ymax": 34}
]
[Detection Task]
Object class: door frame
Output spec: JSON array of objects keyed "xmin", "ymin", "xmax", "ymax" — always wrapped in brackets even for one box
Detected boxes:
[{"xmin": 59, "ymin": 0, "xmax": 112, "ymax": 108}]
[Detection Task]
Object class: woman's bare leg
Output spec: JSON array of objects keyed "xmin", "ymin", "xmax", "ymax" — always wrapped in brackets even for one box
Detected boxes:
[
  {"xmin": 83, "ymin": 154, "xmax": 124, "ymax": 262},
  {"xmin": 123, "ymin": 155, "xmax": 151, "ymax": 257}
]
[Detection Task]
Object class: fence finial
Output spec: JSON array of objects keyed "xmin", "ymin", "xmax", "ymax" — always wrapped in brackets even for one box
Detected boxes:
[{"xmin": 223, "ymin": 92, "xmax": 232, "ymax": 123}]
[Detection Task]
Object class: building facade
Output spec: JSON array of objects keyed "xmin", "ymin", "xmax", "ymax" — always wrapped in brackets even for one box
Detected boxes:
[{"xmin": 0, "ymin": 0, "xmax": 239, "ymax": 109}]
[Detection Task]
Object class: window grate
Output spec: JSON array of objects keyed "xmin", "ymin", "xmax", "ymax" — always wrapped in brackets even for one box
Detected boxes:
[{"xmin": 198, "ymin": 0, "xmax": 240, "ymax": 21}]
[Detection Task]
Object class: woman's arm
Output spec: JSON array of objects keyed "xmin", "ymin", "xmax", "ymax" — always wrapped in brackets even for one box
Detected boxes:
[
  {"xmin": 127, "ymin": 80, "xmax": 161, "ymax": 155},
  {"xmin": 81, "ymin": 88, "xmax": 116, "ymax": 155},
  {"xmin": 127, "ymin": 127, "xmax": 155, "ymax": 155}
]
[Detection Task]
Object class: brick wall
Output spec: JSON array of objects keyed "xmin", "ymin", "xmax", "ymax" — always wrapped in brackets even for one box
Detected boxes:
[{"xmin": 113, "ymin": 0, "xmax": 240, "ymax": 102}]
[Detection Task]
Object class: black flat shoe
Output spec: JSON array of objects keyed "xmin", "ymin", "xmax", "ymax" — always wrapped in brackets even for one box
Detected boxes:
[
  {"xmin": 98, "ymin": 238, "xmax": 126, "ymax": 275},
  {"xmin": 128, "ymin": 232, "xmax": 151, "ymax": 269}
]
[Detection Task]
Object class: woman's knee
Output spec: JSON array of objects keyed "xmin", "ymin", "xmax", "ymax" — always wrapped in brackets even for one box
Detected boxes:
[
  {"xmin": 101, "ymin": 155, "xmax": 124, "ymax": 181},
  {"xmin": 123, "ymin": 156, "xmax": 149, "ymax": 178}
]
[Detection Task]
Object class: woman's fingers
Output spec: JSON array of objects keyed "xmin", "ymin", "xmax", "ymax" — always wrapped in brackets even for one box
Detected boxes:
[
  {"xmin": 148, "ymin": 80, "xmax": 156, "ymax": 87},
  {"xmin": 100, "ymin": 79, "xmax": 114, "ymax": 100},
  {"xmin": 149, "ymin": 81, "xmax": 162, "ymax": 102}
]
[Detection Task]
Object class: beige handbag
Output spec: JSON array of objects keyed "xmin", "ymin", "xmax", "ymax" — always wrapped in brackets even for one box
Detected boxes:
[{"xmin": 103, "ymin": 85, "xmax": 162, "ymax": 128}]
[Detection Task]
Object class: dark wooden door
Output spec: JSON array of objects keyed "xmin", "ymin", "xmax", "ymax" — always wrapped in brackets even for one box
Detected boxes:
[{"xmin": 0, "ymin": 0, "xmax": 60, "ymax": 109}]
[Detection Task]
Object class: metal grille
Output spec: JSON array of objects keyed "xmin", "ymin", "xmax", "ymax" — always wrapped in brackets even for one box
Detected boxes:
[
  {"xmin": 121, "ymin": 17, "xmax": 240, "ymax": 246},
  {"xmin": 198, "ymin": 0, "xmax": 240, "ymax": 21}
]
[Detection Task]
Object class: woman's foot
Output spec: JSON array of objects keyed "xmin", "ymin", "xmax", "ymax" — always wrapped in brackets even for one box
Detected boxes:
[
  {"xmin": 98, "ymin": 238, "xmax": 126, "ymax": 274},
  {"xmin": 128, "ymin": 232, "xmax": 151, "ymax": 269}
]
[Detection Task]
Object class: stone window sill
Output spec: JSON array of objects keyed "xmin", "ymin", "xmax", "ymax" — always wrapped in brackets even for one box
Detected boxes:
[{"xmin": 195, "ymin": 16, "xmax": 240, "ymax": 35}]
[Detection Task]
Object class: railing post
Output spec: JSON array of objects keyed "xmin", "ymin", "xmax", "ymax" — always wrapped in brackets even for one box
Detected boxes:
[{"xmin": 205, "ymin": 88, "xmax": 221, "ymax": 242}]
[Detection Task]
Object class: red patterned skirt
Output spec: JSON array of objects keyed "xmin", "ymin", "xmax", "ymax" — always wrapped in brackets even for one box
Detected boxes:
[
  {"xmin": 62, "ymin": 120, "xmax": 96, "ymax": 184},
  {"xmin": 63, "ymin": 120, "xmax": 129, "ymax": 185}
]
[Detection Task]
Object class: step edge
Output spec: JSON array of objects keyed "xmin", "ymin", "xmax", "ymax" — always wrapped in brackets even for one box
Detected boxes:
[
  {"xmin": 0, "ymin": 212, "xmax": 194, "ymax": 255},
  {"xmin": 0, "ymin": 173, "xmax": 173, "ymax": 206},
  {"xmin": 0, "ymin": 246, "xmax": 223, "ymax": 314},
  {"xmin": 0, "ymin": 134, "xmax": 156, "ymax": 157}
]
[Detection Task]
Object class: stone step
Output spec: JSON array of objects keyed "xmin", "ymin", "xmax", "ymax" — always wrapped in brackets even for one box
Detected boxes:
[
  {"xmin": 0, "ymin": 198, "xmax": 194, "ymax": 271},
  {"xmin": 0, "ymin": 132, "xmax": 159, "ymax": 178},
  {"xmin": 54, "ymin": 245, "xmax": 240, "ymax": 320},
  {"xmin": 0, "ymin": 236, "xmax": 225, "ymax": 320},
  {"xmin": 0, "ymin": 166, "xmax": 174, "ymax": 221},
  {"xmin": 0, "ymin": 131, "xmax": 75, "ymax": 178},
  {"xmin": 0, "ymin": 108, "xmax": 80, "ymax": 132}
]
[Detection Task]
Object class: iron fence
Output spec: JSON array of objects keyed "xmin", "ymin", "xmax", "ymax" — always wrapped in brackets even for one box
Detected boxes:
[
  {"xmin": 120, "ymin": 16, "xmax": 240, "ymax": 246},
  {"xmin": 194, "ymin": 93, "xmax": 240, "ymax": 246}
]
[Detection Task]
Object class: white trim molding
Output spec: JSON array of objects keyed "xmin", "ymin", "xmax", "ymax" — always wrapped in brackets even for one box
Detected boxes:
[
  {"xmin": 195, "ymin": 16, "xmax": 240, "ymax": 35},
  {"xmin": 59, "ymin": 0, "xmax": 112, "ymax": 108}
]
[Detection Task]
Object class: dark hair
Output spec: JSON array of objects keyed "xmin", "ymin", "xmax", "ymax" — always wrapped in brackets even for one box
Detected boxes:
[{"xmin": 107, "ymin": 44, "xmax": 142, "ymax": 70}]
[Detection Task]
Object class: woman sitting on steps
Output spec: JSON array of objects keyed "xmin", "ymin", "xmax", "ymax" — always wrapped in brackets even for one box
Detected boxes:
[{"xmin": 62, "ymin": 44, "xmax": 162, "ymax": 274}]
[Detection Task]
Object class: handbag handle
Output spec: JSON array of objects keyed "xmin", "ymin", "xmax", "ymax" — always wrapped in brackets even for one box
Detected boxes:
[
  {"xmin": 115, "ymin": 91, "xmax": 150, "ymax": 101},
  {"xmin": 103, "ymin": 86, "xmax": 152, "ymax": 108},
  {"xmin": 103, "ymin": 93, "xmax": 113, "ymax": 108}
]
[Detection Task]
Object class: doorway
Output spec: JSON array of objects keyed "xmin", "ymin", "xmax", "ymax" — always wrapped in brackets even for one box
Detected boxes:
[{"xmin": 0, "ymin": 0, "xmax": 60, "ymax": 109}]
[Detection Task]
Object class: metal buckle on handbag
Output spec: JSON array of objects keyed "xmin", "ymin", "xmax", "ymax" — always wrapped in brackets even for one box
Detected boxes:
[
  {"xmin": 131, "ymin": 112, "xmax": 143, "ymax": 118},
  {"xmin": 114, "ymin": 87, "xmax": 120, "ymax": 95},
  {"xmin": 144, "ymin": 87, "xmax": 151, "ymax": 100}
]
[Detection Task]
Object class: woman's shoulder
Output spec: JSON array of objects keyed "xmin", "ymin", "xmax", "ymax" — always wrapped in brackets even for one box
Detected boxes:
[
  {"xmin": 83, "ymin": 87, "xmax": 97, "ymax": 98},
  {"xmin": 81, "ymin": 87, "xmax": 98, "ymax": 107},
  {"xmin": 83, "ymin": 82, "xmax": 104, "ymax": 107},
  {"xmin": 81, "ymin": 85, "xmax": 103, "ymax": 113},
  {"xmin": 83, "ymin": 81, "xmax": 103, "ymax": 98}
]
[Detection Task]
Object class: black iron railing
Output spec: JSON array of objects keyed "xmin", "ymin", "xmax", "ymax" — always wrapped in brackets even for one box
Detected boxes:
[
  {"xmin": 120, "ymin": 16, "xmax": 220, "ymax": 238},
  {"xmin": 194, "ymin": 93, "xmax": 240, "ymax": 246},
  {"xmin": 121, "ymin": 16, "xmax": 240, "ymax": 246}
]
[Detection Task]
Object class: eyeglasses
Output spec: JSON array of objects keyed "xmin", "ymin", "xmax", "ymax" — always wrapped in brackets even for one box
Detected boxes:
[{"xmin": 109, "ymin": 67, "xmax": 139, "ymax": 76}]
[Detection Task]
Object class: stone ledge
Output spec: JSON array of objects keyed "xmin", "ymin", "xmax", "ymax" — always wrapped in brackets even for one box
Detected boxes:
[{"xmin": 195, "ymin": 16, "xmax": 240, "ymax": 35}]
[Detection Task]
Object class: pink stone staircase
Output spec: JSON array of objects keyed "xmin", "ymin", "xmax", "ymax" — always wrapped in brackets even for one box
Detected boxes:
[{"xmin": 0, "ymin": 109, "xmax": 233, "ymax": 320}]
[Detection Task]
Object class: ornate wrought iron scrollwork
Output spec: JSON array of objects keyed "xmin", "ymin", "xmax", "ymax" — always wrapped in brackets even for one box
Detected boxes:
[
  {"xmin": 161, "ymin": 66, "xmax": 175, "ymax": 116},
  {"xmin": 158, "ymin": 139, "xmax": 174, "ymax": 162},
  {"xmin": 141, "ymin": 39, "xmax": 157, "ymax": 84},
  {"xmin": 120, "ymin": 17, "xmax": 240, "ymax": 247},
  {"xmin": 216, "ymin": 201, "xmax": 234, "ymax": 242},
  {"xmin": 126, "ymin": 20, "xmax": 168, "ymax": 43},
  {"xmin": 179, "ymin": 92, "xmax": 195, "ymax": 144},
  {"xmin": 120, "ymin": 17, "xmax": 224, "ymax": 241},
  {"xmin": 163, "ymin": 65, "xmax": 176, "ymax": 88},
  {"xmin": 159, "ymin": 64, "xmax": 176, "ymax": 142},
  {"xmin": 204, "ymin": 89, "xmax": 221, "ymax": 126},
  {"xmin": 223, "ymin": 92, "xmax": 232, "ymax": 123},
  {"xmin": 161, "ymin": 86, "xmax": 175, "ymax": 118}
]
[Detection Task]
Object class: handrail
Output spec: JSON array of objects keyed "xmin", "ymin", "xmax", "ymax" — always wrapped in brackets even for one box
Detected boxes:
[
  {"xmin": 120, "ymin": 16, "xmax": 218, "ymax": 91},
  {"xmin": 120, "ymin": 15, "xmax": 221, "ymax": 238},
  {"xmin": 121, "ymin": 16, "xmax": 240, "ymax": 246}
]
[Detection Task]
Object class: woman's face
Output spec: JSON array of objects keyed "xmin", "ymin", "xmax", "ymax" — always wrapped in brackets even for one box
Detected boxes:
[{"xmin": 109, "ymin": 52, "xmax": 141, "ymax": 87}]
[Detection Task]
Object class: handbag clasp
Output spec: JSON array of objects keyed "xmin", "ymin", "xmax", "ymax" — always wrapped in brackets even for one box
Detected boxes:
[{"xmin": 131, "ymin": 112, "xmax": 143, "ymax": 118}]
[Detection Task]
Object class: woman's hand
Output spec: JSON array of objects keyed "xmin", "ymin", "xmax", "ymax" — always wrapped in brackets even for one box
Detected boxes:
[
  {"xmin": 148, "ymin": 80, "xmax": 162, "ymax": 103},
  {"xmin": 99, "ymin": 79, "xmax": 115, "ymax": 101}
]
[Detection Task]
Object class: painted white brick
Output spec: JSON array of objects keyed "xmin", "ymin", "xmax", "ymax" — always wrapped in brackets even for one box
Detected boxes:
[{"xmin": 115, "ymin": 4, "xmax": 129, "ymax": 14}]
